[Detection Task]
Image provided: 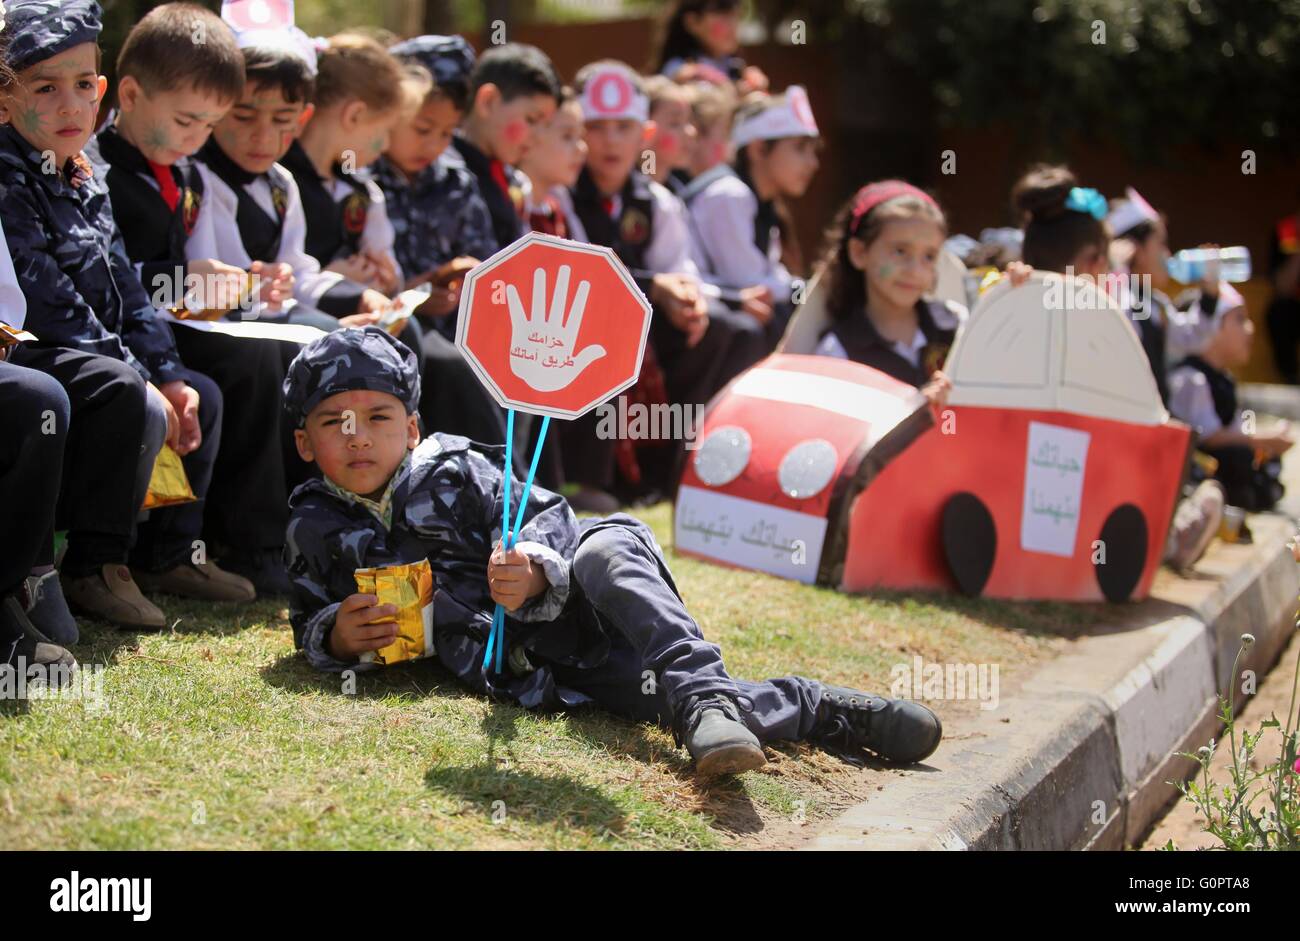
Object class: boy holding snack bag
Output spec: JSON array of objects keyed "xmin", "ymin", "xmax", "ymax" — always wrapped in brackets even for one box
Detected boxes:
[{"xmin": 282, "ymin": 327, "xmax": 942, "ymax": 776}]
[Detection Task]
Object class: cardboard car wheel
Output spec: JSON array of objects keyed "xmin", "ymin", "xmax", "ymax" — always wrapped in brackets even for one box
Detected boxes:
[
  {"xmin": 941, "ymin": 492, "xmax": 996, "ymax": 596},
  {"xmin": 1094, "ymin": 504, "xmax": 1148, "ymax": 603}
]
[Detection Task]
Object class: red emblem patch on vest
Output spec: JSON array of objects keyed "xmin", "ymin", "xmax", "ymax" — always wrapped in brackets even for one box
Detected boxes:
[
  {"xmin": 923, "ymin": 342, "xmax": 950, "ymax": 378},
  {"xmin": 271, "ymin": 184, "xmax": 288, "ymax": 221},
  {"xmin": 181, "ymin": 188, "xmax": 201, "ymax": 236},
  {"xmin": 620, "ymin": 208, "xmax": 650, "ymax": 245},
  {"xmin": 342, "ymin": 192, "xmax": 368, "ymax": 235}
]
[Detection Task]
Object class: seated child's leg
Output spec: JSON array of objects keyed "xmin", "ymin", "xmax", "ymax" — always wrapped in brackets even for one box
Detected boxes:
[
  {"xmin": 169, "ymin": 329, "xmax": 289, "ymax": 561},
  {"xmin": 0, "ymin": 361, "xmax": 68, "ymax": 597},
  {"xmin": 558, "ymin": 409, "xmax": 617, "ymax": 492},
  {"xmin": 706, "ymin": 302, "xmax": 769, "ymax": 389},
  {"xmin": 134, "ymin": 378, "xmax": 171, "ymax": 515},
  {"xmin": 8, "ymin": 346, "xmax": 147, "ymax": 577},
  {"xmin": 131, "ymin": 369, "xmax": 223, "ymax": 574}
]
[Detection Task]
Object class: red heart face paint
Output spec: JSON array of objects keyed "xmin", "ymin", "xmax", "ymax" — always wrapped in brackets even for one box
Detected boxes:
[
  {"xmin": 504, "ymin": 119, "xmax": 528, "ymax": 145},
  {"xmin": 657, "ymin": 130, "xmax": 678, "ymax": 156}
]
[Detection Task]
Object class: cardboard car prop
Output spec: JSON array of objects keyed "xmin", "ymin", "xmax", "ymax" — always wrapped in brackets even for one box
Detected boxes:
[{"xmin": 676, "ymin": 272, "xmax": 1191, "ymax": 602}]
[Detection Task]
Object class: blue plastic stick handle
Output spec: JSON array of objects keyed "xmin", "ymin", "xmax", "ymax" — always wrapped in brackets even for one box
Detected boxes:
[
  {"xmin": 482, "ymin": 412, "xmax": 552, "ymax": 673},
  {"xmin": 507, "ymin": 416, "xmax": 551, "ymax": 551}
]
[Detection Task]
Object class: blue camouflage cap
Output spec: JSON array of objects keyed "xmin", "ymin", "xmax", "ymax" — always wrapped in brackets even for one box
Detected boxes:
[
  {"xmin": 4, "ymin": 0, "xmax": 104, "ymax": 73},
  {"xmin": 390, "ymin": 34, "xmax": 476, "ymax": 89},
  {"xmin": 283, "ymin": 327, "xmax": 421, "ymax": 427}
]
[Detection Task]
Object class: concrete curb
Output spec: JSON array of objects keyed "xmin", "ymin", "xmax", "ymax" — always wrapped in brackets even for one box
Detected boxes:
[{"xmin": 804, "ymin": 513, "xmax": 1299, "ymax": 851}]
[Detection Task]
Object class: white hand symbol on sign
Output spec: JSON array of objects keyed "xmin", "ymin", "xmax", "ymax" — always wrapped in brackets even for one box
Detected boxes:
[{"xmin": 505, "ymin": 265, "xmax": 607, "ymax": 392}]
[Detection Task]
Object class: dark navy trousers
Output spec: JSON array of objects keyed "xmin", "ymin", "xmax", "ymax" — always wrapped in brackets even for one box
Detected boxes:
[{"xmin": 551, "ymin": 517, "xmax": 825, "ymax": 744}]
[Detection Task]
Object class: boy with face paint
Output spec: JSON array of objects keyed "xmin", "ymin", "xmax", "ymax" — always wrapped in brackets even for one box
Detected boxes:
[
  {"xmin": 454, "ymin": 42, "xmax": 561, "ymax": 251},
  {"xmin": 280, "ymin": 33, "xmax": 407, "ymax": 306},
  {"xmin": 281, "ymin": 327, "xmax": 943, "ymax": 777},
  {"xmin": 554, "ymin": 60, "xmax": 765, "ymax": 504},
  {"xmin": 86, "ymin": 2, "xmax": 293, "ymax": 598},
  {"xmin": 375, "ymin": 34, "xmax": 495, "ymax": 318},
  {"xmin": 0, "ymin": 0, "xmax": 242, "ymax": 628}
]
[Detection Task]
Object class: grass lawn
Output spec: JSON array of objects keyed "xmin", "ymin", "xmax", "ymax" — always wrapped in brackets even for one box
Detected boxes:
[{"xmin": 0, "ymin": 503, "xmax": 1112, "ymax": 850}]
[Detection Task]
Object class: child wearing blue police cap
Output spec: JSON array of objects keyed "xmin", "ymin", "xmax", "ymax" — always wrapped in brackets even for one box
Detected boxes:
[
  {"xmin": 282, "ymin": 326, "xmax": 943, "ymax": 776},
  {"xmin": 371, "ymin": 35, "xmax": 521, "ymax": 473},
  {"xmin": 0, "ymin": 0, "xmax": 253, "ymax": 630}
]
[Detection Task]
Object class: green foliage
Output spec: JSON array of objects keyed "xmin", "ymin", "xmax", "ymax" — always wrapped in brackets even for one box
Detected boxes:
[
  {"xmin": 1168, "ymin": 633, "xmax": 1300, "ymax": 850},
  {"xmin": 754, "ymin": 0, "xmax": 1300, "ymax": 154}
]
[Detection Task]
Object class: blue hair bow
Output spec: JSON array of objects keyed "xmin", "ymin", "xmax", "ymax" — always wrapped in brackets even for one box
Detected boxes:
[{"xmin": 1065, "ymin": 187, "xmax": 1108, "ymax": 221}]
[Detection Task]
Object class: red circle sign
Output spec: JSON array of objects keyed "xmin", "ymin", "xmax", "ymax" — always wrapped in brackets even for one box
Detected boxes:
[{"xmin": 455, "ymin": 232, "xmax": 653, "ymax": 419}]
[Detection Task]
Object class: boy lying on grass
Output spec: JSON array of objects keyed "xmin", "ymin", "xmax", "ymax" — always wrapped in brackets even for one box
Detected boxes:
[{"xmin": 282, "ymin": 327, "xmax": 942, "ymax": 775}]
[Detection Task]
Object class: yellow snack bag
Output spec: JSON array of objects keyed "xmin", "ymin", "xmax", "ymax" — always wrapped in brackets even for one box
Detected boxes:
[
  {"xmin": 354, "ymin": 559, "xmax": 435, "ymax": 666},
  {"xmin": 141, "ymin": 445, "xmax": 197, "ymax": 510}
]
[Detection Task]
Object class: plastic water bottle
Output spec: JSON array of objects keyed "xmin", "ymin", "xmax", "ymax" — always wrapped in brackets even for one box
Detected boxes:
[{"xmin": 1166, "ymin": 246, "xmax": 1252, "ymax": 283}]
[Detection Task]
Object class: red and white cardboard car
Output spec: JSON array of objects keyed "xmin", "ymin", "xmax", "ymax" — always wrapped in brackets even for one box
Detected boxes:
[{"xmin": 674, "ymin": 272, "xmax": 1191, "ymax": 602}]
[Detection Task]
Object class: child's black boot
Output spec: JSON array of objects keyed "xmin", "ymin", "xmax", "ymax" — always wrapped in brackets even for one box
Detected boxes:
[
  {"xmin": 812, "ymin": 686, "xmax": 942, "ymax": 765},
  {"xmin": 674, "ymin": 693, "xmax": 766, "ymax": 777}
]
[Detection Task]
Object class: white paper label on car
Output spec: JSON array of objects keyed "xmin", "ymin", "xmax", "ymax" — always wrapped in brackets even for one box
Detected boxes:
[
  {"xmin": 674, "ymin": 485, "xmax": 827, "ymax": 584},
  {"xmin": 1020, "ymin": 421, "xmax": 1090, "ymax": 558}
]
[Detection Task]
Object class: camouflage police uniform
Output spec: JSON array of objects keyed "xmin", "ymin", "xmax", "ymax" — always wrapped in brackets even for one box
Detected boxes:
[
  {"xmin": 282, "ymin": 327, "xmax": 831, "ymax": 745},
  {"xmin": 371, "ymin": 153, "xmax": 496, "ymax": 314},
  {"xmin": 379, "ymin": 34, "xmax": 496, "ymax": 307}
]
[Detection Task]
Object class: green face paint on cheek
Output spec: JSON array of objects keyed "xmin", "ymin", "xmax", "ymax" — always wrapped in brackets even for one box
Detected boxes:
[
  {"xmin": 19, "ymin": 106, "xmax": 41, "ymax": 135},
  {"xmin": 146, "ymin": 125, "xmax": 168, "ymax": 152},
  {"xmin": 877, "ymin": 263, "xmax": 894, "ymax": 281}
]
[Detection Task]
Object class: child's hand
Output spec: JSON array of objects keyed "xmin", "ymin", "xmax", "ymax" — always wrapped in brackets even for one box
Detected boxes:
[
  {"xmin": 186, "ymin": 258, "xmax": 248, "ymax": 311},
  {"xmin": 487, "ymin": 542, "xmax": 549, "ymax": 612},
  {"xmin": 327, "ymin": 254, "xmax": 379, "ymax": 286},
  {"xmin": 1196, "ymin": 243, "xmax": 1222, "ymax": 296},
  {"xmin": 652, "ymin": 273, "xmax": 709, "ymax": 347},
  {"xmin": 354, "ymin": 289, "xmax": 395, "ymax": 316},
  {"xmin": 251, "ymin": 260, "xmax": 294, "ymax": 311},
  {"xmin": 327, "ymin": 592, "xmax": 399, "ymax": 660},
  {"xmin": 1006, "ymin": 261, "xmax": 1033, "ymax": 287},
  {"xmin": 738, "ymin": 284, "xmax": 773, "ymax": 325},
  {"xmin": 921, "ymin": 370, "xmax": 952, "ymax": 412},
  {"xmin": 738, "ymin": 65, "xmax": 770, "ymax": 95},
  {"xmin": 416, "ymin": 286, "xmax": 459, "ymax": 319},
  {"xmin": 363, "ymin": 250, "xmax": 401, "ymax": 295}
]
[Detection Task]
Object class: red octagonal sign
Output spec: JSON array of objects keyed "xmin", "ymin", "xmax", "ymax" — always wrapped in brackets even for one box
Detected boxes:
[{"xmin": 455, "ymin": 232, "xmax": 653, "ymax": 420}]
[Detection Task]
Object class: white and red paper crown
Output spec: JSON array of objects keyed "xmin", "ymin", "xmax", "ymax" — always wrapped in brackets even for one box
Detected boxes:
[
  {"xmin": 578, "ymin": 64, "xmax": 649, "ymax": 123},
  {"xmin": 1106, "ymin": 186, "xmax": 1160, "ymax": 237},
  {"xmin": 731, "ymin": 85, "xmax": 819, "ymax": 149},
  {"xmin": 221, "ymin": 0, "xmax": 319, "ymax": 77}
]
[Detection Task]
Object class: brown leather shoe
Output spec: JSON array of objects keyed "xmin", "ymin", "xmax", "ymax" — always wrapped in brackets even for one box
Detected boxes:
[
  {"xmin": 132, "ymin": 560, "xmax": 256, "ymax": 603},
  {"xmin": 61, "ymin": 564, "xmax": 167, "ymax": 631}
]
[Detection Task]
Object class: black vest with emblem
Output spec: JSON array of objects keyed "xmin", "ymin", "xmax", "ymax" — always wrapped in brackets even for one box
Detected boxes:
[
  {"xmin": 571, "ymin": 166, "xmax": 656, "ymax": 278},
  {"xmin": 90, "ymin": 124, "xmax": 204, "ymax": 293},
  {"xmin": 280, "ymin": 140, "xmax": 368, "ymax": 265},
  {"xmin": 825, "ymin": 299, "xmax": 956, "ymax": 389},
  {"xmin": 197, "ymin": 138, "xmax": 289, "ymax": 263}
]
